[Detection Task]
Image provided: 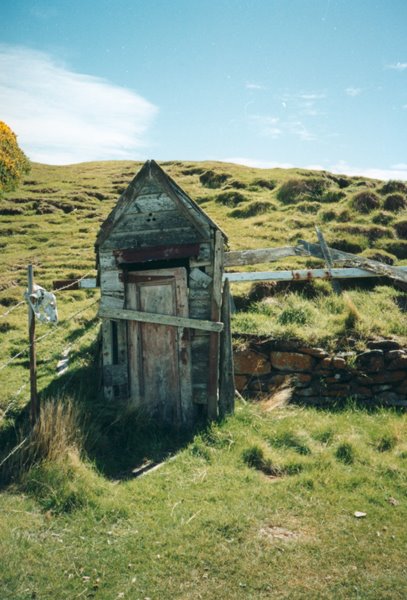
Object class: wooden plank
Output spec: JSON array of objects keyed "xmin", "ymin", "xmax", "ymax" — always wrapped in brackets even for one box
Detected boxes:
[
  {"xmin": 101, "ymin": 320, "xmax": 114, "ymax": 401},
  {"xmin": 104, "ymin": 228, "xmax": 200, "ymax": 249},
  {"xmin": 190, "ymin": 268, "xmax": 212, "ymax": 289},
  {"xmin": 207, "ymin": 230, "xmax": 224, "ymax": 420},
  {"xmin": 53, "ymin": 278, "xmax": 97, "ymax": 290},
  {"xmin": 190, "ymin": 242, "xmax": 211, "ymax": 267},
  {"xmin": 114, "ymin": 243, "xmax": 200, "ymax": 265},
  {"xmin": 175, "ymin": 271, "xmax": 193, "ymax": 425},
  {"xmin": 99, "ymin": 304, "xmax": 224, "ymax": 332},
  {"xmin": 218, "ymin": 279, "xmax": 235, "ymax": 419},
  {"xmin": 115, "ymin": 210, "xmax": 190, "ymax": 233},
  {"xmin": 224, "ymin": 266, "xmax": 407, "ymax": 283},
  {"xmin": 99, "ymin": 252, "xmax": 116, "ymax": 269},
  {"xmin": 100, "ymin": 270, "xmax": 124, "ymax": 294},
  {"xmin": 133, "ymin": 193, "xmax": 176, "ymax": 212},
  {"xmin": 224, "ymin": 246, "xmax": 302, "ymax": 267},
  {"xmin": 297, "ymin": 240, "xmax": 407, "ymax": 283},
  {"xmin": 315, "ymin": 227, "xmax": 341, "ymax": 294},
  {"xmin": 100, "ymin": 293, "xmax": 124, "ymax": 310}
]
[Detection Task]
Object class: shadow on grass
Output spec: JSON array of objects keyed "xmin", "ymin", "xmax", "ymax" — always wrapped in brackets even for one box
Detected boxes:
[{"xmin": 0, "ymin": 336, "xmax": 204, "ymax": 484}]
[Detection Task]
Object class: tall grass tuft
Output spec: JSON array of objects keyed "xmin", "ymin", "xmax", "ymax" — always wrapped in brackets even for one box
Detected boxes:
[
  {"xmin": 3, "ymin": 398, "xmax": 119, "ymax": 514},
  {"xmin": 342, "ymin": 293, "xmax": 362, "ymax": 331},
  {"xmin": 26, "ymin": 398, "xmax": 83, "ymax": 466}
]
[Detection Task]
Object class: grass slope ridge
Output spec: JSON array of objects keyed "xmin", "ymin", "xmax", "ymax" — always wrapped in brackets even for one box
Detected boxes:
[
  {"xmin": 0, "ymin": 160, "xmax": 406, "ymax": 412},
  {"xmin": 0, "ymin": 161, "xmax": 407, "ymax": 599}
]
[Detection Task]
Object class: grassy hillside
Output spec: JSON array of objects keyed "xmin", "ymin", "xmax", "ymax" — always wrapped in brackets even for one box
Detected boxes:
[
  {"xmin": 0, "ymin": 160, "xmax": 406, "ymax": 414},
  {"xmin": 0, "ymin": 161, "xmax": 407, "ymax": 599}
]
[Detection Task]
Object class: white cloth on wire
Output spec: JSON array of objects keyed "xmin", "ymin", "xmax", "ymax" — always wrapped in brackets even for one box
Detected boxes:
[{"xmin": 24, "ymin": 284, "xmax": 58, "ymax": 323}]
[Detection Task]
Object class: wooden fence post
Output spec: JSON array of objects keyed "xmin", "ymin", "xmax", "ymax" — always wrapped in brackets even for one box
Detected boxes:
[
  {"xmin": 207, "ymin": 231, "xmax": 224, "ymax": 420},
  {"xmin": 219, "ymin": 279, "xmax": 235, "ymax": 419},
  {"xmin": 27, "ymin": 265, "xmax": 38, "ymax": 425}
]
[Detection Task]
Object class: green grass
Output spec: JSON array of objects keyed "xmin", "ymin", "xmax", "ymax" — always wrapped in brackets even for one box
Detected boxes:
[
  {"xmin": 232, "ymin": 285, "xmax": 407, "ymax": 349},
  {"xmin": 1, "ymin": 402, "xmax": 407, "ymax": 599},
  {"xmin": 0, "ymin": 160, "xmax": 406, "ymax": 597},
  {"xmin": 0, "ymin": 158, "xmax": 406, "ymax": 415}
]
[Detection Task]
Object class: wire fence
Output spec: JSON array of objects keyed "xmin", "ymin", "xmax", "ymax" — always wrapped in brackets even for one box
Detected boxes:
[
  {"xmin": 0, "ymin": 270, "xmax": 96, "ymax": 319},
  {"xmin": 0, "ymin": 298, "xmax": 99, "ymax": 373}
]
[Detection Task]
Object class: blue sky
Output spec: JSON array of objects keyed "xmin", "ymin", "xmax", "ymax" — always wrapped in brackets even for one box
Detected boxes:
[{"xmin": 1, "ymin": 0, "xmax": 406, "ymax": 179}]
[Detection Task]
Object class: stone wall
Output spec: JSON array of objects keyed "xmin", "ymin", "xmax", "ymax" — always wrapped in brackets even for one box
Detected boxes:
[{"xmin": 233, "ymin": 336, "xmax": 407, "ymax": 406}]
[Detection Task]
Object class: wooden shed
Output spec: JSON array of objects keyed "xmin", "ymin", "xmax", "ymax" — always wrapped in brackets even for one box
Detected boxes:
[{"xmin": 95, "ymin": 160, "xmax": 234, "ymax": 427}]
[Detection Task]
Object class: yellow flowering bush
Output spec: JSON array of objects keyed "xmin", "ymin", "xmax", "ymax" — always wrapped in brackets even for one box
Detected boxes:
[{"xmin": 0, "ymin": 121, "xmax": 30, "ymax": 194}]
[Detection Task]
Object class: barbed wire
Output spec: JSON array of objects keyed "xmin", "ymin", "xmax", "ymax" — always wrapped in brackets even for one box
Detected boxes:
[
  {"xmin": 0, "ymin": 299, "xmax": 26, "ymax": 319},
  {"xmin": 0, "ymin": 298, "xmax": 99, "ymax": 372},
  {"xmin": 53, "ymin": 271, "xmax": 96, "ymax": 294},
  {"xmin": 0, "ymin": 270, "xmax": 97, "ymax": 319}
]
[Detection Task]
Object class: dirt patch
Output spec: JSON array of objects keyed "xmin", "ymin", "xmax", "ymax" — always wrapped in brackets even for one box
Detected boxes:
[{"xmin": 259, "ymin": 526, "xmax": 300, "ymax": 542}]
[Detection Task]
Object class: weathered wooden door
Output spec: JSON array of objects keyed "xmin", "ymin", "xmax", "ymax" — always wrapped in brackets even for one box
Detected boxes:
[{"xmin": 126, "ymin": 267, "xmax": 192, "ymax": 425}]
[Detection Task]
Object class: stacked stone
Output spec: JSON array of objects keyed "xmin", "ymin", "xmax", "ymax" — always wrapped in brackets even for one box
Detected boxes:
[{"xmin": 233, "ymin": 337, "xmax": 407, "ymax": 406}]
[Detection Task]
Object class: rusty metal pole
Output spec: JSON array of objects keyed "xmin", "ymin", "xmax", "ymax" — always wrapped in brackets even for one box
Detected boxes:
[{"xmin": 27, "ymin": 264, "xmax": 38, "ymax": 425}]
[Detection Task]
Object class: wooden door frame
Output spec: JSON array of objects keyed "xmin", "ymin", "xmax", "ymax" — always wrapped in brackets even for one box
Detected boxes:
[{"xmin": 125, "ymin": 267, "xmax": 192, "ymax": 425}]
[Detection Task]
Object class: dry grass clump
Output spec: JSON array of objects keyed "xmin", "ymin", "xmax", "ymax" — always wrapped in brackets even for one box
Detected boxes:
[
  {"xmin": 277, "ymin": 177, "xmax": 330, "ymax": 204},
  {"xmin": 378, "ymin": 239, "xmax": 407, "ymax": 259},
  {"xmin": 251, "ymin": 178, "xmax": 276, "ymax": 190},
  {"xmin": 229, "ymin": 200, "xmax": 274, "ymax": 218},
  {"xmin": 214, "ymin": 190, "xmax": 247, "ymax": 207},
  {"xmin": 383, "ymin": 193, "xmax": 407, "ymax": 212},
  {"xmin": 380, "ymin": 180, "xmax": 407, "ymax": 195},
  {"xmin": 199, "ymin": 170, "xmax": 230, "ymax": 188},
  {"xmin": 6, "ymin": 398, "xmax": 84, "ymax": 480},
  {"xmin": 394, "ymin": 219, "xmax": 407, "ymax": 240},
  {"xmin": 351, "ymin": 191, "xmax": 381, "ymax": 213}
]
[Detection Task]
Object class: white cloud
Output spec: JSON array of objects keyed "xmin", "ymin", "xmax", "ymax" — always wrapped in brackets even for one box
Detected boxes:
[
  {"xmin": 221, "ymin": 158, "xmax": 407, "ymax": 181},
  {"xmin": 345, "ymin": 87, "xmax": 362, "ymax": 97},
  {"xmin": 245, "ymin": 82, "xmax": 266, "ymax": 90},
  {"xmin": 329, "ymin": 161, "xmax": 407, "ymax": 181},
  {"xmin": 224, "ymin": 157, "xmax": 294, "ymax": 169},
  {"xmin": 386, "ymin": 62, "xmax": 407, "ymax": 71},
  {"xmin": 0, "ymin": 45, "xmax": 158, "ymax": 164}
]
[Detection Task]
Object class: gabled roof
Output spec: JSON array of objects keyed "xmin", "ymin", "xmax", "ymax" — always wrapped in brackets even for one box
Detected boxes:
[{"xmin": 96, "ymin": 160, "xmax": 227, "ymax": 249}]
